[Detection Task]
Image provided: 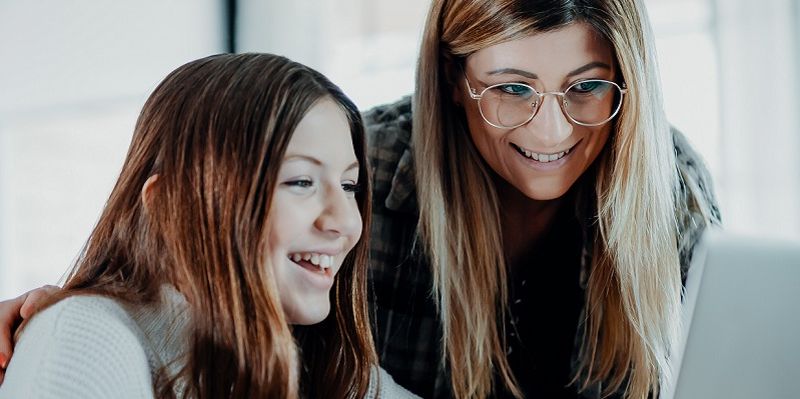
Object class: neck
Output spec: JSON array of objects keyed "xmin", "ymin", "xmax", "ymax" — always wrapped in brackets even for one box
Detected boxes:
[{"xmin": 494, "ymin": 176, "xmax": 569, "ymax": 267}]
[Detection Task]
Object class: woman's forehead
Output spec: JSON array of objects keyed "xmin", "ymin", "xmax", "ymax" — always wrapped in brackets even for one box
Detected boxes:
[{"xmin": 466, "ymin": 23, "xmax": 615, "ymax": 79}]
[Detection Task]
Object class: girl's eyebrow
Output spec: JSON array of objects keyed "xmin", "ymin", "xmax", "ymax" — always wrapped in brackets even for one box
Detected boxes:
[
  {"xmin": 486, "ymin": 61, "xmax": 612, "ymax": 80},
  {"xmin": 284, "ymin": 154, "xmax": 322, "ymax": 165},
  {"xmin": 283, "ymin": 155, "xmax": 359, "ymax": 171},
  {"xmin": 344, "ymin": 161, "xmax": 359, "ymax": 172}
]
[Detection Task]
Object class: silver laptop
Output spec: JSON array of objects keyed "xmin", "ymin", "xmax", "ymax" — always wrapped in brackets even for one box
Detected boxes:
[{"xmin": 662, "ymin": 230, "xmax": 800, "ymax": 399}]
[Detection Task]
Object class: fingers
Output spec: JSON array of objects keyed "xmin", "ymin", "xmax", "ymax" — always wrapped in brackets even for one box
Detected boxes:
[
  {"xmin": 0, "ymin": 292, "xmax": 28, "ymax": 382},
  {"xmin": 0, "ymin": 284, "xmax": 60, "ymax": 384},
  {"xmin": 0, "ymin": 352, "xmax": 5, "ymax": 384},
  {"xmin": 19, "ymin": 285, "xmax": 60, "ymax": 319}
]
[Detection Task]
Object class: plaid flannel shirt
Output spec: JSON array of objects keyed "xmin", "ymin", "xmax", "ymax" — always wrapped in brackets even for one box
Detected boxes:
[{"xmin": 364, "ymin": 96, "xmax": 722, "ymax": 398}]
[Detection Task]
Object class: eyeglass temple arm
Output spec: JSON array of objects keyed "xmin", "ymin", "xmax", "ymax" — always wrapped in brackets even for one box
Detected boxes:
[{"xmin": 464, "ymin": 77, "xmax": 482, "ymax": 99}]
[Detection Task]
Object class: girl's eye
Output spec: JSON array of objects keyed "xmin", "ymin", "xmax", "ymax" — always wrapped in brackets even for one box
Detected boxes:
[
  {"xmin": 342, "ymin": 182, "xmax": 362, "ymax": 196},
  {"xmin": 286, "ymin": 179, "xmax": 313, "ymax": 187},
  {"xmin": 283, "ymin": 178, "xmax": 315, "ymax": 191}
]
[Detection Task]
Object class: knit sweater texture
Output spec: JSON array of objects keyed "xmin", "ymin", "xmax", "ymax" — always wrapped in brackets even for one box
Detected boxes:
[{"xmin": 0, "ymin": 286, "xmax": 416, "ymax": 398}]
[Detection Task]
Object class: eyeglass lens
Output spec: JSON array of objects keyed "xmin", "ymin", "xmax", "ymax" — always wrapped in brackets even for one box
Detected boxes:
[{"xmin": 479, "ymin": 80, "xmax": 622, "ymax": 127}]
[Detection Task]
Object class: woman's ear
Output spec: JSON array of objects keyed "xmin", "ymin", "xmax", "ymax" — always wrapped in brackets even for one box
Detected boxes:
[{"xmin": 141, "ymin": 174, "xmax": 160, "ymax": 210}]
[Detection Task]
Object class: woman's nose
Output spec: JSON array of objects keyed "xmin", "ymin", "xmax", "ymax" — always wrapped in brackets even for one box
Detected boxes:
[{"xmin": 525, "ymin": 94, "xmax": 573, "ymax": 148}]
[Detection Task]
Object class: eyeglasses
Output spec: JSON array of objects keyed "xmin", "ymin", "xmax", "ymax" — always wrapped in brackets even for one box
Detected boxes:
[{"xmin": 464, "ymin": 77, "xmax": 628, "ymax": 129}]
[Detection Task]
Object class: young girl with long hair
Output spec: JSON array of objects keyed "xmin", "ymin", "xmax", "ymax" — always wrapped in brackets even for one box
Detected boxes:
[{"xmin": 0, "ymin": 53, "xmax": 414, "ymax": 399}]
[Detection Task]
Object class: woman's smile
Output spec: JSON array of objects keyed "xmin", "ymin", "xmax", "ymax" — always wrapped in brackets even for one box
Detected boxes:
[{"xmin": 510, "ymin": 139, "xmax": 582, "ymax": 165}]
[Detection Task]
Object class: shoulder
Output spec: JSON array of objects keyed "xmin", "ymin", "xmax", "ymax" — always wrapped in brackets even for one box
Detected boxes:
[
  {"xmin": 363, "ymin": 96, "xmax": 413, "ymax": 170},
  {"xmin": 0, "ymin": 296, "xmax": 154, "ymax": 399},
  {"xmin": 363, "ymin": 96, "xmax": 418, "ymax": 213},
  {"xmin": 363, "ymin": 366, "xmax": 422, "ymax": 399},
  {"xmin": 672, "ymin": 127, "xmax": 717, "ymax": 204},
  {"xmin": 363, "ymin": 95, "xmax": 413, "ymax": 142},
  {"xmin": 671, "ymin": 127, "xmax": 723, "ymax": 278}
]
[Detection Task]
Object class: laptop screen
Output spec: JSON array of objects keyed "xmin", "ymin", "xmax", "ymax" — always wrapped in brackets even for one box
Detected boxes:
[{"xmin": 663, "ymin": 231, "xmax": 800, "ymax": 399}]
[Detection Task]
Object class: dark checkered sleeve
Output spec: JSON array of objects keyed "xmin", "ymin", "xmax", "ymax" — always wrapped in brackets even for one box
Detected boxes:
[
  {"xmin": 672, "ymin": 127, "xmax": 723, "ymax": 284},
  {"xmin": 363, "ymin": 97, "xmax": 449, "ymax": 398}
]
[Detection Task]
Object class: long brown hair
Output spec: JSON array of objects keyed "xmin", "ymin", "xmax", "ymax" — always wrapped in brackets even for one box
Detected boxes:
[
  {"xmin": 33, "ymin": 53, "xmax": 375, "ymax": 398},
  {"xmin": 415, "ymin": 0, "xmax": 713, "ymax": 397}
]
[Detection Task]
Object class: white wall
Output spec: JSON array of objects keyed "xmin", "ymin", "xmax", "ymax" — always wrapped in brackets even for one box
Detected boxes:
[
  {"xmin": 0, "ymin": 1, "xmax": 226, "ymax": 298},
  {"xmin": 236, "ymin": 0, "xmax": 428, "ymax": 109}
]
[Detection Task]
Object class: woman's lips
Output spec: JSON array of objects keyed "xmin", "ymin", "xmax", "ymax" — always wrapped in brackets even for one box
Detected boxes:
[
  {"xmin": 511, "ymin": 140, "xmax": 581, "ymax": 162},
  {"xmin": 511, "ymin": 139, "xmax": 583, "ymax": 171}
]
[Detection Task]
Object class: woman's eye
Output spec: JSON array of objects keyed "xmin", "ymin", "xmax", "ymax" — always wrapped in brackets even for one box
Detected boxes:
[
  {"xmin": 571, "ymin": 81, "xmax": 605, "ymax": 94},
  {"xmin": 497, "ymin": 84, "xmax": 533, "ymax": 97}
]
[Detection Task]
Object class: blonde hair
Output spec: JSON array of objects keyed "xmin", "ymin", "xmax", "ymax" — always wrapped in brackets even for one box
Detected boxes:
[{"xmin": 414, "ymin": 0, "xmax": 710, "ymax": 397}]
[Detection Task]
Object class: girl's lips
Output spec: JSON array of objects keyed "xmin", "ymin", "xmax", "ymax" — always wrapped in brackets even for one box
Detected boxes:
[{"xmin": 290, "ymin": 258, "xmax": 335, "ymax": 289}]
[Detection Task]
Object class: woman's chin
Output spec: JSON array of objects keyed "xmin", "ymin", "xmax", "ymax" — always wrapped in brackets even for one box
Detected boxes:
[{"xmin": 515, "ymin": 177, "xmax": 574, "ymax": 201}]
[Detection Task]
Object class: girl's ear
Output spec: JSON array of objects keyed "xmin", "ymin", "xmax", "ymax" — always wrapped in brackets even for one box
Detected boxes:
[{"xmin": 141, "ymin": 174, "xmax": 160, "ymax": 210}]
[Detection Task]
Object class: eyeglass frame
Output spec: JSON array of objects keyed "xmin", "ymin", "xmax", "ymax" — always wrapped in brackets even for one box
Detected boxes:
[{"xmin": 464, "ymin": 76, "xmax": 629, "ymax": 129}]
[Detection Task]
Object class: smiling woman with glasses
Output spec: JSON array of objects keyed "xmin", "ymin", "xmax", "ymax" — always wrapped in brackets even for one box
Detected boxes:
[{"xmin": 361, "ymin": 0, "xmax": 721, "ymax": 398}]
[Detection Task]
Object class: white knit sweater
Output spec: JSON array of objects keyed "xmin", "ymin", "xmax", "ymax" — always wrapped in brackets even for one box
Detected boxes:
[{"xmin": 0, "ymin": 287, "xmax": 417, "ymax": 398}]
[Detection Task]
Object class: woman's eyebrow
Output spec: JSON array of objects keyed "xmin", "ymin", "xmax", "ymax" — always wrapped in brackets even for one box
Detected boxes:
[
  {"xmin": 486, "ymin": 61, "xmax": 612, "ymax": 80},
  {"xmin": 566, "ymin": 61, "xmax": 612, "ymax": 78},
  {"xmin": 487, "ymin": 68, "xmax": 538, "ymax": 79}
]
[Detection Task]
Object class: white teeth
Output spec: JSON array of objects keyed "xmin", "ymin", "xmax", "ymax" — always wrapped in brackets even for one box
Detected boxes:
[
  {"xmin": 518, "ymin": 145, "xmax": 570, "ymax": 163},
  {"xmin": 288, "ymin": 252, "xmax": 334, "ymax": 269}
]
